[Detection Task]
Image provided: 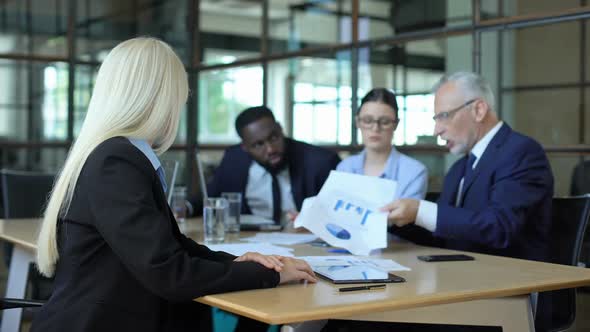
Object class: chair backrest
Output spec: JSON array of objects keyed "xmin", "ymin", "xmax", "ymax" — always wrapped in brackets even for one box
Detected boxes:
[
  {"xmin": 549, "ymin": 196, "xmax": 590, "ymax": 266},
  {"xmin": 0, "ymin": 169, "xmax": 55, "ymax": 219},
  {"xmin": 425, "ymin": 191, "xmax": 440, "ymax": 202},
  {"xmin": 535, "ymin": 195, "xmax": 590, "ymax": 332},
  {"xmin": 570, "ymin": 160, "xmax": 590, "ymax": 196}
]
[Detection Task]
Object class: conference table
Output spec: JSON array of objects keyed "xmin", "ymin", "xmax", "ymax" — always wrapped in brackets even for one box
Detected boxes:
[{"xmin": 2, "ymin": 218, "xmax": 590, "ymax": 332}]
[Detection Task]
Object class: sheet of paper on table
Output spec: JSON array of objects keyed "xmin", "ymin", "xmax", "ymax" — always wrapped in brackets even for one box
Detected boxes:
[
  {"xmin": 206, "ymin": 243, "xmax": 294, "ymax": 257},
  {"xmin": 241, "ymin": 232, "xmax": 318, "ymax": 245}
]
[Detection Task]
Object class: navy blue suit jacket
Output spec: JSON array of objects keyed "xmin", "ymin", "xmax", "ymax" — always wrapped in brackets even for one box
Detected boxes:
[
  {"xmin": 208, "ymin": 138, "xmax": 341, "ymax": 214},
  {"xmin": 396, "ymin": 124, "xmax": 554, "ymax": 261}
]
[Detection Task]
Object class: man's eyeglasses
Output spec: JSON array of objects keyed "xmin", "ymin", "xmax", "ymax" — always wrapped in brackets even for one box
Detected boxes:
[
  {"xmin": 356, "ymin": 116, "xmax": 399, "ymax": 130},
  {"xmin": 432, "ymin": 99, "xmax": 477, "ymax": 122}
]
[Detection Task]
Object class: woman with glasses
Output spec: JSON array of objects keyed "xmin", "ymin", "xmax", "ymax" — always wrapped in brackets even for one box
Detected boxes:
[{"xmin": 337, "ymin": 88, "xmax": 428, "ymax": 200}]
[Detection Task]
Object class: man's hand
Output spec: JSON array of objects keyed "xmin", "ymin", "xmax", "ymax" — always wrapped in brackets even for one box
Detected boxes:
[
  {"xmin": 286, "ymin": 210, "xmax": 299, "ymax": 222},
  {"xmin": 234, "ymin": 252, "xmax": 284, "ymax": 272},
  {"xmin": 380, "ymin": 199, "xmax": 420, "ymax": 227},
  {"xmin": 284, "ymin": 210, "xmax": 310, "ymax": 233}
]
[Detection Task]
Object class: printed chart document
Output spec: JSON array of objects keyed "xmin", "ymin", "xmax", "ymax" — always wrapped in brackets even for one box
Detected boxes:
[
  {"xmin": 294, "ymin": 171, "xmax": 397, "ymax": 255},
  {"xmin": 298, "ymin": 255, "xmax": 410, "ymax": 272}
]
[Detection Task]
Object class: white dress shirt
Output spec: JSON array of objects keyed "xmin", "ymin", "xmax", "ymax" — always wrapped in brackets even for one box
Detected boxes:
[
  {"xmin": 245, "ymin": 162, "xmax": 297, "ymax": 224},
  {"xmin": 415, "ymin": 121, "xmax": 504, "ymax": 232}
]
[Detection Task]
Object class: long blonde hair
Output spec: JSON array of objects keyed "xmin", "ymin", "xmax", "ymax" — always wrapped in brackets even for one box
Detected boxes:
[{"xmin": 36, "ymin": 37, "xmax": 188, "ymax": 277}]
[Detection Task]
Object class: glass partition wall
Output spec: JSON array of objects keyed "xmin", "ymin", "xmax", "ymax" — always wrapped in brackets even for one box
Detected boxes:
[{"xmin": 0, "ymin": 0, "xmax": 588, "ymax": 196}]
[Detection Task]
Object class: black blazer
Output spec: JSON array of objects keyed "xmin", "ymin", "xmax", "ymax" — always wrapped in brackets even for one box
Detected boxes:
[
  {"xmin": 31, "ymin": 137, "xmax": 279, "ymax": 332},
  {"xmin": 207, "ymin": 138, "xmax": 341, "ymax": 214}
]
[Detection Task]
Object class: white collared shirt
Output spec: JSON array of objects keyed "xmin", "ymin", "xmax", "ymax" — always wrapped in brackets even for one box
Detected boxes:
[
  {"xmin": 336, "ymin": 147, "xmax": 428, "ymax": 200},
  {"xmin": 245, "ymin": 162, "xmax": 297, "ymax": 224},
  {"xmin": 127, "ymin": 138, "xmax": 167, "ymax": 193},
  {"xmin": 415, "ymin": 121, "xmax": 504, "ymax": 232}
]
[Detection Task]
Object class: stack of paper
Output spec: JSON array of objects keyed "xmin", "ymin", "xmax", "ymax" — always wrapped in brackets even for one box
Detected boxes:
[
  {"xmin": 206, "ymin": 243, "xmax": 294, "ymax": 257},
  {"xmin": 241, "ymin": 232, "xmax": 318, "ymax": 245}
]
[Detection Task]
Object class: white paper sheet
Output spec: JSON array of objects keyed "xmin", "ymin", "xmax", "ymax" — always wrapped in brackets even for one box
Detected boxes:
[
  {"xmin": 294, "ymin": 171, "xmax": 397, "ymax": 255},
  {"xmin": 240, "ymin": 214, "xmax": 274, "ymax": 225},
  {"xmin": 298, "ymin": 255, "xmax": 411, "ymax": 272},
  {"xmin": 206, "ymin": 243, "xmax": 294, "ymax": 257},
  {"xmin": 241, "ymin": 232, "xmax": 318, "ymax": 245}
]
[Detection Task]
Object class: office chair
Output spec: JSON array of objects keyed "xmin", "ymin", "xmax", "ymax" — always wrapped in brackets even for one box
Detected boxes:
[
  {"xmin": 570, "ymin": 160, "xmax": 590, "ymax": 269},
  {"xmin": 535, "ymin": 195, "xmax": 590, "ymax": 332},
  {"xmin": 570, "ymin": 160, "xmax": 590, "ymax": 196},
  {"xmin": 1, "ymin": 169, "xmax": 54, "ymax": 219},
  {"xmin": 425, "ymin": 192, "xmax": 440, "ymax": 202},
  {"xmin": 1, "ymin": 169, "xmax": 55, "ymax": 301}
]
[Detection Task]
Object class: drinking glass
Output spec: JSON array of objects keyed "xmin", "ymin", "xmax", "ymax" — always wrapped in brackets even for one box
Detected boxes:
[
  {"xmin": 203, "ymin": 197, "xmax": 227, "ymax": 243},
  {"xmin": 221, "ymin": 192, "xmax": 241, "ymax": 234},
  {"xmin": 171, "ymin": 186, "xmax": 187, "ymax": 224}
]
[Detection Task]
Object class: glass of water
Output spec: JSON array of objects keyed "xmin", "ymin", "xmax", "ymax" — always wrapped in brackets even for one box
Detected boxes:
[
  {"xmin": 171, "ymin": 187, "xmax": 187, "ymax": 224},
  {"xmin": 221, "ymin": 192, "xmax": 241, "ymax": 234},
  {"xmin": 203, "ymin": 197, "xmax": 227, "ymax": 243}
]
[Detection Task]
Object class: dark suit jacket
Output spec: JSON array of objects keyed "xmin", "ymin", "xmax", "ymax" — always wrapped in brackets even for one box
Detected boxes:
[
  {"xmin": 207, "ymin": 138, "xmax": 341, "ymax": 214},
  {"xmin": 394, "ymin": 124, "xmax": 554, "ymax": 262},
  {"xmin": 31, "ymin": 137, "xmax": 279, "ymax": 332}
]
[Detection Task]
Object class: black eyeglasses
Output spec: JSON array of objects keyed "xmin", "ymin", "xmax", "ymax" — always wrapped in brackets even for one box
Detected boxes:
[
  {"xmin": 356, "ymin": 116, "xmax": 399, "ymax": 130},
  {"xmin": 432, "ymin": 99, "xmax": 477, "ymax": 122}
]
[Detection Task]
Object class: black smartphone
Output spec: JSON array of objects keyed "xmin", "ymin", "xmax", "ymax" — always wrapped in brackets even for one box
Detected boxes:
[{"xmin": 417, "ymin": 254, "xmax": 475, "ymax": 262}]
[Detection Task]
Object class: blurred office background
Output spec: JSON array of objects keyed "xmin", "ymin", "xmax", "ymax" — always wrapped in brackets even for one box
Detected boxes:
[{"xmin": 0, "ymin": 0, "xmax": 588, "ymax": 197}]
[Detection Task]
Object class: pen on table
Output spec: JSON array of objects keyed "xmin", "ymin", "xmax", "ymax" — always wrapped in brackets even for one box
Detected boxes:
[{"xmin": 338, "ymin": 284, "xmax": 386, "ymax": 292}]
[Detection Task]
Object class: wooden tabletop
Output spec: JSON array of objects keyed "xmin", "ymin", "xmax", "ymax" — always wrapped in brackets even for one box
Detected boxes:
[
  {"xmin": 0, "ymin": 218, "xmax": 38, "ymax": 251},
  {"xmin": 4, "ymin": 218, "xmax": 590, "ymax": 325},
  {"xmin": 197, "ymin": 242, "xmax": 590, "ymax": 324}
]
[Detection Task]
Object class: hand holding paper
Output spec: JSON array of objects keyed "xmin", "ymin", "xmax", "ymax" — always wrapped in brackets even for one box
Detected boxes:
[
  {"xmin": 380, "ymin": 198, "xmax": 420, "ymax": 227},
  {"xmin": 294, "ymin": 171, "xmax": 397, "ymax": 255}
]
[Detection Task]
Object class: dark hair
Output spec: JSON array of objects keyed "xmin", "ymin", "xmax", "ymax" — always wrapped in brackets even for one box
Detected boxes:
[
  {"xmin": 235, "ymin": 105, "xmax": 276, "ymax": 138},
  {"xmin": 359, "ymin": 88, "xmax": 399, "ymax": 119}
]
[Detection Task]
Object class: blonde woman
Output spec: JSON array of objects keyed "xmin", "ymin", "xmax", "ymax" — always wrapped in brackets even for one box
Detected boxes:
[
  {"xmin": 32, "ymin": 37, "xmax": 316, "ymax": 332},
  {"xmin": 337, "ymin": 88, "xmax": 428, "ymax": 200}
]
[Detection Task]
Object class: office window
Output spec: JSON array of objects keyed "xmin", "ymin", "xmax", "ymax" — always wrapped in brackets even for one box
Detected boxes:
[
  {"xmin": 42, "ymin": 63, "xmax": 68, "ymax": 140},
  {"xmin": 293, "ymin": 83, "xmax": 352, "ymax": 145},
  {"xmin": 0, "ymin": 0, "xmax": 68, "ymax": 57},
  {"xmin": 267, "ymin": 0, "xmax": 352, "ymax": 54},
  {"xmin": 396, "ymin": 94, "xmax": 438, "ymax": 146},
  {"xmin": 199, "ymin": 0, "xmax": 262, "ymax": 65},
  {"xmin": 198, "ymin": 65, "xmax": 263, "ymax": 143}
]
